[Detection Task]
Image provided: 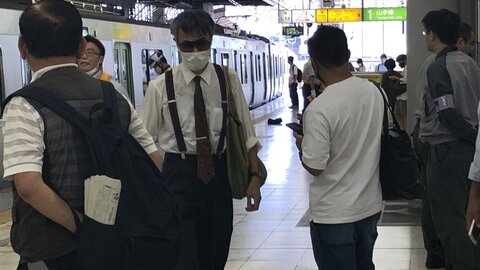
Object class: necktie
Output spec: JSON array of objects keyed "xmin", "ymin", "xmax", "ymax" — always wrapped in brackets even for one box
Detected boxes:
[{"xmin": 193, "ymin": 76, "xmax": 215, "ymax": 184}]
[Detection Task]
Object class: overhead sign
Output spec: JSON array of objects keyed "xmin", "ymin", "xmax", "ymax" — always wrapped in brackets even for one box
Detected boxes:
[
  {"xmin": 282, "ymin": 26, "xmax": 304, "ymax": 36},
  {"xmin": 292, "ymin": 9, "xmax": 316, "ymax": 23},
  {"xmin": 315, "ymin": 9, "xmax": 328, "ymax": 23},
  {"xmin": 279, "ymin": 10, "xmax": 292, "ymax": 23},
  {"xmin": 364, "ymin": 7, "xmax": 407, "ymax": 21},
  {"xmin": 327, "ymin": 8, "xmax": 362, "ymax": 22}
]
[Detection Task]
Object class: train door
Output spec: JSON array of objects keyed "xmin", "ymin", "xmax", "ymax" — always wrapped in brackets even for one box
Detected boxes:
[{"xmin": 114, "ymin": 42, "xmax": 134, "ymax": 104}]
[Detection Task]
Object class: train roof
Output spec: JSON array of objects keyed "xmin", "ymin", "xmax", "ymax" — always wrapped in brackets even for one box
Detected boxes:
[{"xmin": 0, "ymin": 0, "xmax": 272, "ymax": 44}]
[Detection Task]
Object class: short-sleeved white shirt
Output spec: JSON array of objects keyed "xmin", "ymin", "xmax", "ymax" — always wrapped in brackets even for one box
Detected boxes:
[
  {"xmin": 142, "ymin": 63, "xmax": 259, "ymax": 154},
  {"xmin": 3, "ymin": 64, "xmax": 157, "ymax": 179},
  {"xmin": 302, "ymin": 76, "xmax": 384, "ymax": 224}
]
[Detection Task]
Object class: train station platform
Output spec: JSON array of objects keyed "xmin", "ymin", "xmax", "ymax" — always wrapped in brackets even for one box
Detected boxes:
[{"xmin": 0, "ymin": 95, "xmax": 435, "ymax": 270}]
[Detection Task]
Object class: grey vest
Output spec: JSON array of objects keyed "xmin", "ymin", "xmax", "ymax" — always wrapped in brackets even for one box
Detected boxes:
[{"xmin": 11, "ymin": 67, "xmax": 131, "ymax": 262}]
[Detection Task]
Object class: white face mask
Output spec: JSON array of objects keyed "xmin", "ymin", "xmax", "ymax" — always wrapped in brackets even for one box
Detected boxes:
[{"xmin": 179, "ymin": 49, "xmax": 211, "ymax": 72}]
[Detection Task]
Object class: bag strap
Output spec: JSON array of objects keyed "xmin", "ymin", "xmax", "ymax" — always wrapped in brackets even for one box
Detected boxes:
[
  {"xmin": 374, "ymin": 82, "xmax": 402, "ymax": 136},
  {"xmin": 213, "ymin": 64, "xmax": 228, "ymax": 154},
  {"xmin": 165, "ymin": 69, "xmax": 187, "ymax": 155}
]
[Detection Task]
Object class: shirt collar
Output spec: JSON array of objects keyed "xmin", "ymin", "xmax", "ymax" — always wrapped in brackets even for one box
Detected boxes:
[
  {"xmin": 31, "ymin": 63, "xmax": 79, "ymax": 83},
  {"xmin": 180, "ymin": 62, "xmax": 213, "ymax": 86}
]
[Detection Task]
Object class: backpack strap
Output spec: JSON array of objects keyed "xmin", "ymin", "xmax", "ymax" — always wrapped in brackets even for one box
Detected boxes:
[
  {"xmin": 213, "ymin": 64, "xmax": 228, "ymax": 155},
  {"xmin": 165, "ymin": 69, "xmax": 187, "ymax": 158}
]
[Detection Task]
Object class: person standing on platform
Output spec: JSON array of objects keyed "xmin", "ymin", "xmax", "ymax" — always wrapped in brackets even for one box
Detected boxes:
[
  {"xmin": 2, "ymin": 1, "xmax": 160, "ymax": 268},
  {"xmin": 294, "ymin": 25, "xmax": 384, "ymax": 270},
  {"xmin": 456, "ymin": 22, "xmax": 475, "ymax": 56},
  {"xmin": 356, "ymin": 58, "xmax": 366, "ymax": 72},
  {"xmin": 78, "ymin": 35, "xmax": 129, "ymax": 98},
  {"xmin": 415, "ymin": 20, "xmax": 476, "ymax": 270},
  {"xmin": 287, "ymin": 56, "xmax": 299, "ymax": 109},
  {"xmin": 375, "ymin": 53, "xmax": 387, "ymax": 72},
  {"xmin": 301, "ymin": 58, "xmax": 320, "ymax": 112},
  {"xmin": 420, "ymin": 9, "xmax": 480, "ymax": 270},
  {"xmin": 142, "ymin": 9, "xmax": 262, "ymax": 270}
]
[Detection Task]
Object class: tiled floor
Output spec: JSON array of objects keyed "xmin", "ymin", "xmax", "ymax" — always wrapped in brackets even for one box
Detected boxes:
[{"xmin": 0, "ymin": 95, "xmax": 442, "ymax": 269}]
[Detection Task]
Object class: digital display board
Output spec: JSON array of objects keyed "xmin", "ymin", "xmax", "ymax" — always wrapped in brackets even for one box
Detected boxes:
[
  {"xmin": 315, "ymin": 9, "xmax": 328, "ymax": 23},
  {"xmin": 327, "ymin": 8, "xmax": 362, "ymax": 22},
  {"xmin": 279, "ymin": 10, "xmax": 292, "ymax": 23},
  {"xmin": 282, "ymin": 26, "xmax": 304, "ymax": 36},
  {"xmin": 364, "ymin": 7, "xmax": 407, "ymax": 21},
  {"xmin": 292, "ymin": 9, "xmax": 316, "ymax": 23}
]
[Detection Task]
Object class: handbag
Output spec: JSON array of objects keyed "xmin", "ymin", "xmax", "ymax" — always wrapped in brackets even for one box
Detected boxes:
[
  {"xmin": 222, "ymin": 66, "xmax": 267, "ymax": 199},
  {"xmin": 376, "ymin": 85, "xmax": 418, "ymax": 200}
]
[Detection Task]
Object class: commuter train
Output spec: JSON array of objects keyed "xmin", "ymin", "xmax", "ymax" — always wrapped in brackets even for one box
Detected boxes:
[{"xmin": 0, "ymin": 4, "xmax": 290, "ymax": 114}]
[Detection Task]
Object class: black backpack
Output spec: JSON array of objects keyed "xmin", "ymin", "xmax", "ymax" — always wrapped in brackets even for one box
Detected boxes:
[
  {"xmin": 296, "ymin": 66, "xmax": 303, "ymax": 83},
  {"xmin": 4, "ymin": 82, "xmax": 180, "ymax": 270}
]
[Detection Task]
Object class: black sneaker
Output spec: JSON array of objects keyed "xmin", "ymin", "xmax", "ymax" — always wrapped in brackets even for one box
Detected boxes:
[{"xmin": 267, "ymin": 118, "xmax": 282, "ymax": 125}]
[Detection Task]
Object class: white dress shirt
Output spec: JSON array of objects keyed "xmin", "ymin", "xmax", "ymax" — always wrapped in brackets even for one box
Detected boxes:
[{"xmin": 142, "ymin": 62, "xmax": 260, "ymax": 154}]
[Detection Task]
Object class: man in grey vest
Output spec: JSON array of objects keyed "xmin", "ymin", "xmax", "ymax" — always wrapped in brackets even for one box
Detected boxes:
[{"xmin": 2, "ymin": 1, "xmax": 161, "ymax": 268}]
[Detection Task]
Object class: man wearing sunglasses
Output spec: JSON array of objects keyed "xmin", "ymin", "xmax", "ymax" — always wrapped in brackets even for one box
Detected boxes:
[{"xmin": 142, "ymin": 9, "xmax": 262, "ymax": 270}]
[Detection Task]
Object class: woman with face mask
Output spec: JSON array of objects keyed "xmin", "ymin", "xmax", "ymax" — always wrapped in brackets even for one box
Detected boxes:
[{"xmin": 141, "ymin": 9, "xmax": 263, "ymax": 270}]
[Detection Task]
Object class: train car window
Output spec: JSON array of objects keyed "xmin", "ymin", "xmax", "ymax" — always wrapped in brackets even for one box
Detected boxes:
[
  {"xmin": 243, "ymin": 54, "xmax": 248, "ymax": 83},
  {"xmin": 21, "ymin": 59, "xmax": 32, "ymax": 87},
  {"xmin": 239, "ymin": 53, "xmax": 244, "ymax": 84},
  {"xmin": 114, "ymin": 42, "xmax": 134, "ymax": 104},
  {"xmin": 221, "ymin": 53, "xmax": 229, "ymax": 67},
  {"xmin": 257, "ymin": 55, "xmax": 262, "ymax": 81},
  {"xmin": 254, "ymin": 54, "xmax": 258, "ymax": 82},
  {"xmin": 212, "ymin": 49, "xmax": 217, "ymax": 64},
  {"xmin": 233, "ymin": 51, "xmax": 238, "ymax": 73},
  {"xmin": 0, "ymin": 49, "xmax": 4, "ymax": 107}
]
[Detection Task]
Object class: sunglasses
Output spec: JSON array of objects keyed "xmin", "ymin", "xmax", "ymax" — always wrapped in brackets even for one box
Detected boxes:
[{"xmin": 178, "ymin": 38, "xmax": 211, "ymax": 52}]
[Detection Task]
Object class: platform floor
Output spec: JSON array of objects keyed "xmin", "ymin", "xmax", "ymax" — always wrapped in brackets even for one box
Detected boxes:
[{"xmin": 0, "ymin": 95, "xmax": 443, "ymax": 270}]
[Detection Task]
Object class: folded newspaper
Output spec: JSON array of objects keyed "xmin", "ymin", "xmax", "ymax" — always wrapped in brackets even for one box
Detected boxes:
[{"xmin": 84, "ymin": 175, "xmax": 121, "ymax": 225}]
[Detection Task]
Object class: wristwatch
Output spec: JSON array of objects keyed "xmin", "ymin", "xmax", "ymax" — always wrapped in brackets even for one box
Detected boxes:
[{"xmin": 249, "ymin": 171, "xmax": 262, "ymax": 179}]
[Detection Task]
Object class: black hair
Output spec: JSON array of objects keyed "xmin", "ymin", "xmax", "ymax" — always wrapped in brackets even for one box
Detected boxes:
[
  {"xmin": 84, "ymin": 35, "xmax": 105, "ymax": 57},
  {"xmin": 308, "ymin": 25, "xmax": 349, "ymax": 68},
  {"xmin": 288, "ymin": 56, "xmax": 294, "ymax": 62},
  {"xmin": 170, "ymin": 9, "xmax": 214, "ymax": 40},
  {"xmin": 459, "ymin": 22, "xmax": 473, "ymax": 43},
  {"xmin": 396, "ymin": 54, "xmax": 406, "ymax": 62},
  {"xmin": 422, "ymin": 9, "xmax": 460, "ymax": 45},
  {"xmin": 384, "ymin": 58, "xmax": 396, "ymax": 70},
  {"xmin": 380, "ymin": 54, "xmax": 387, "ymax": 59},
  {"xmin": 19, "ymin": 0, "xmax": 82, "ymax": 58},
  {"xmin": 357, "ymin": 58, "xmax": 363, "ymax": 64}
]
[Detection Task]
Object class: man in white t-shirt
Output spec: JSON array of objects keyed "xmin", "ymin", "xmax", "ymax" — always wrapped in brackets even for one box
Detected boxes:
[{"xmin": 294, "ymin": 25, "xmax": 384, "ymax": 270}]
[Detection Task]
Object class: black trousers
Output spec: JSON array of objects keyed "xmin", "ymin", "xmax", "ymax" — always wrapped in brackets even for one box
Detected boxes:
[
  {"xmin": 412, "ymin": 120, "xmax": 445, "ymax": 264},
  {"xmin": 426, "ymin": 140, "xmax": 480, "ymax": 270},
  {"xmin": 17, "ymin": 251, "xmax": 77, "ymax": 270},
  {"xmin": 163, "ymin": 153, "xmax": 233, "ymax": 270},
  {"xmin": 301, "ymin": 83, "xmax": 320, "ymax": 113},
  {"xmin": 289, "ymin": 83, "xmax": 299, "ymax": 107}
]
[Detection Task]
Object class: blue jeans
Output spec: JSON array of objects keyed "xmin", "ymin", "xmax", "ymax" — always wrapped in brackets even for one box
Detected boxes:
[{"xmin": 310, "ymin": 212, "xmax": 381, "ymax": 270}]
